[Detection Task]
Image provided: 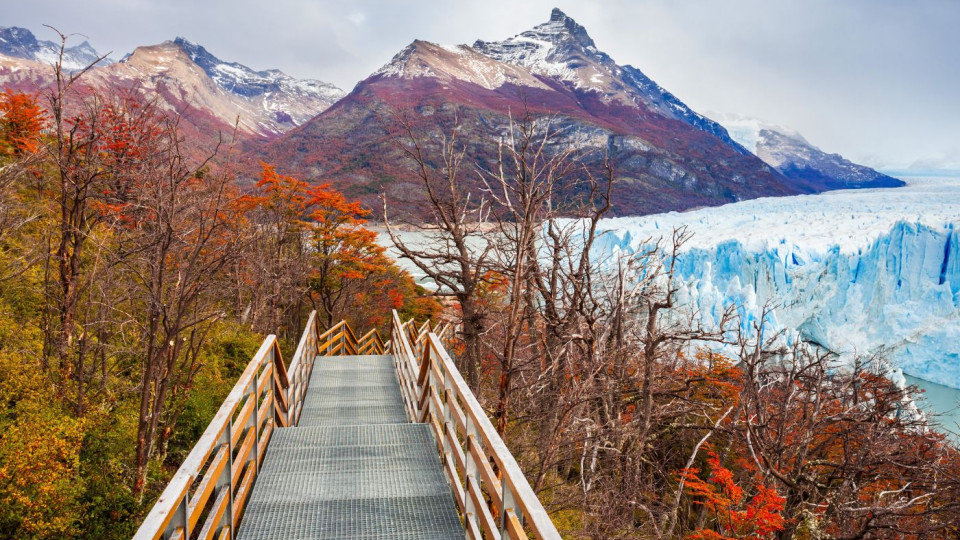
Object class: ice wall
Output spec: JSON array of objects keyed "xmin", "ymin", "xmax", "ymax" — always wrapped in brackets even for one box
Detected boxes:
[{"xmin": 595, "ymin": 178, "xmax": 960, "ymax": 388}]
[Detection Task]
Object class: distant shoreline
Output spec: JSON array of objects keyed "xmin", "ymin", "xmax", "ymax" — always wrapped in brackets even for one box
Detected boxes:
[{"xmin": 881, "ymin": 169, "xmax": 960, "ymax": 178}]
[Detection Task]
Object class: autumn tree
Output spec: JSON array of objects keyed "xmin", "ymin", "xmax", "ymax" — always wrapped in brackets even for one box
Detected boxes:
[
  {"xmin": 238, "ymin": 163, "xmax": 317, "ymax": 338},
  {"xmin": 307, "ymin": 182, "xmax": 390, "ymax": 327},
  {"xmin": 107, "ymin": 121, "xmax": 243, "ymax": 498},
  {"xmin": 384, "ymin": 110, "xmax": 493, "ymax": 390},
  {"xmin": 39, "ymin": 29, "xmax": 115, "ymax": 392},
  {"xmin": 680, "ymin": 451, "xmax": 786, "ymax": 540},
  {"xmin": 0, "ymin": 90, "xmax": 46, "ymax": 281},
  {"xmin": 732, "ymin": 333, "xmax": 960, "ymax": 539},
  {"xmin": 0, "ymin": 89, "xmax": 46, "ymax": 157}
]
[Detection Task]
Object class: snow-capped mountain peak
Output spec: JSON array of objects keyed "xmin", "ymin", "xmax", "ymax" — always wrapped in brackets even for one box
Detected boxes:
[
  {"xmin": 537, "ymin": 8, "xmax": 599, "ymax": 51},
  {"xmin": 711, "ymin": 112, "xmax": 903, "ymax": 190},
  {"xmin": 170, "ymin": 37, "xmax": 344, "ymax": 102},
  {"xmin": 473, "ymin": 8, "xmax": 610, "ymax": 92},
  {"xmin": 472, "ymin": 9, "xmax": 741, "ymax": 148},
  {"xmin": 0, "ymin": 26, "xmax": 111, "ymax": 71},
  {"xmin": 118, "ymin": 37, "xmax": 345, "ymax": 136}
]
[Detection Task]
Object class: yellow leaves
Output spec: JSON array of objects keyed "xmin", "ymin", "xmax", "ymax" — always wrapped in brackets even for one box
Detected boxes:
[
  {"xmin": 0, "ymin": 397, "xmax": 85, "ymax": 538},
  {"xmin": 0, "ymin": 319, "xmax": 85, "ymax": 538}
]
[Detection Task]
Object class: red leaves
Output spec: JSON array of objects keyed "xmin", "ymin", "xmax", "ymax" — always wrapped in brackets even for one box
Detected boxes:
[{"xmin": 681, "ymin": 451, "xmax": 786, "ymax": 540}]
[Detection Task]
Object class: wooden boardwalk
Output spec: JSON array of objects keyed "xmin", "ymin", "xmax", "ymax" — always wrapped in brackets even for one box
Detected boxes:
[
  {"xmin": 235, "ymin": 355, "xmax": 463, "ymax": 539},
  {"xmin": 133, "ymin": 313, "xmax": 561, "ymax": 540}
]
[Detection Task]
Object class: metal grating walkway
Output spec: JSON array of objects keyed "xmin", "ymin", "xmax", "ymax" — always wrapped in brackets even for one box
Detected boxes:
[{"xmin": 236, "ymin": 355, "xmax": 464, "ymax": 540}]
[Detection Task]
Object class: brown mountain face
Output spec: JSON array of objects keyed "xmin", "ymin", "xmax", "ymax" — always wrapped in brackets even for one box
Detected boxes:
[{"xmin": 263, "ymin": 10, "xmax": 799, "ymax": 217}]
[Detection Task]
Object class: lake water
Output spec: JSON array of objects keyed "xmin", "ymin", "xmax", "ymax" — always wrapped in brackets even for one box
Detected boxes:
[{"xmin": 905, "ymin": 374, "xmax": 960, "ymax": 441}]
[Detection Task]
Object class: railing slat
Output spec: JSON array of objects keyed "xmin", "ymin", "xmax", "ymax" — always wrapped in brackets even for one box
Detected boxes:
[
  {"xmin": 195, "ymin": 487, "xmax": 230, "ymax": 540},
  {"xmin": 504, "ymin": 510, "xmax": 526, "ymax": 540},
  {"xmin": 231, "ymin": 397, "xmax": 255, "ymax": 448},
  {"xmin": 466, "ymin": 518, "xmax": 483, "ymax": 540},
  {"xmin": 257, "ymin": 419, "xmax": 274, "ymax": 468},
  {"xmin": 467, "ymin": 475, "xmax": 501, "ymax": 540},
  {"xmin": 232, "ymin": 428, "xmax": 255, "ymax": 488},
  {"xmin": 444, "ymin": 452, "xmax": 466, "ymax": 513},
  {"xmin": 467, "ymin": 434, "xmax": 503, "ymax": 511},
  {"xmin": 231, "ymin": 464, "xmax": 256, "ymax": 530},
  {"xmin": 187, "ymin": 444, "xmax": 229, "ymax": 530},
  {"xmin": 446, "ymin": 423, "xmax": 466, "ymax": 477}
]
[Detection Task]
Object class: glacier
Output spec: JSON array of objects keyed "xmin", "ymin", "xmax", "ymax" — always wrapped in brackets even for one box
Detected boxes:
[{"xmin": 594, "ymin": 176, "xmax": 960, "ymax": 388}]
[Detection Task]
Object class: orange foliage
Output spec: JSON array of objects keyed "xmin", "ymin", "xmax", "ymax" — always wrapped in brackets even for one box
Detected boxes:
[
  {"xmin": 243, "ymin": 163, "xmax": 441, "ymax": 331},
  {"xmin": 681, "ymin": 451, "xmax": 786, "ymax": 540},
  {"xmin": 241, "ymin": 162, "xmax": 314, "ymax": 221},
  {"xmin": 0, "ymin": 89, "xmax": 46, "ymax": 156}
]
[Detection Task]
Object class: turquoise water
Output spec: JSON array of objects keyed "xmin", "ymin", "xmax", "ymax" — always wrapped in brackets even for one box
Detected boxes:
[{"xmin": 905, "ymin": 374, "xmax": 960, "ymax": 441}]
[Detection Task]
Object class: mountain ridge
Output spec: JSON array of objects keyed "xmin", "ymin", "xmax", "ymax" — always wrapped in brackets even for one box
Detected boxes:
[
  {"xmin": 264, "ymin": 8, "xmax": 796, "ymax": 216},
  {"xmin": 0, "ymin": 14, "xmax": 902, "ymax": 212},
  {"xmin": 0, "ymin": 27, "xmax": 343, "ymax": 140},
  {"xmin": 714, "ymin": 113, "xmax": 904, "ymax": 190},
  {"xmin": 0, "ymin": 26, "xmax": 111, "ymax": 72}
]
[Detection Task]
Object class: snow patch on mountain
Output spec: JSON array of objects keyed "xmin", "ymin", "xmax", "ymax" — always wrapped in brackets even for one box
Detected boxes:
[
  {"xmin": 594, "ymin": 176, "xmax": 960, "ymax": 387},
  {"xmin": 172, "ymin": 38, "xmax": 342, "ymax": 102},
  {"xmin": 709, "ymin": 113, "xmax": 801, "ymax": 157}
]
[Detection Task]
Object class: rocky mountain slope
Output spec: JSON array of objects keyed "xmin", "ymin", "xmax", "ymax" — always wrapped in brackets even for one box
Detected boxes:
[
  {"xmin": 715, "ymin": 113, "xmax": 903, "ymax": 190},
  {"xmin": 265, "ymin": 9, "xmax": 797, "ymax": 216},
  {"xmin": 0, "ymin": 28, "xmax": 343, "ymax": 140}
]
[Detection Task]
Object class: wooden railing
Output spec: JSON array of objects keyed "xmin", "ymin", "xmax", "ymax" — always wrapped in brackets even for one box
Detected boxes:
[
  {"xmin": 390, "ymin": 311, "xmax": 562, "ymax": 540},
  {"xmin": 133, "ymin": 312, "xmax": 384, "ymax": 540}
]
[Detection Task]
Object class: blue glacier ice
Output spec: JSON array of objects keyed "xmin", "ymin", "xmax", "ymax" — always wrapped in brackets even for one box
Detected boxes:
[{"xmin": 595, "ymin": 177, "xmax": 960, "ymax": 388}]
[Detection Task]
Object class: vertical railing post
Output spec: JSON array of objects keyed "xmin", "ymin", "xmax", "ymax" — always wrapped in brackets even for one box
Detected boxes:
[
  {"xmin": 250, "ymin": 364, "xmax": 260, "ymax": 475},
  {"xmin": 463, "ymin": 414, "xmax": 479, "ymax": 539},
  {"xmin": 441, "ymin": 346, "xmax": 453, "ymax": 459},
  {"xmin": 501, "ymin": 483, "xmax": 521, "ymax": 535},
  {"xmin": 224, "ymin": 417, "xmax": 235, "ymax": 539},
  {"xmin": 162, "ymin": 494, "xmax": 189, "ymax": 539},
  {"xmin": 213, "ymin": 402, "xmax": 235, "ymax": 539},
  {"xmin": 268, "ymin": 346, "xmax": 277, "ymax": 438}
]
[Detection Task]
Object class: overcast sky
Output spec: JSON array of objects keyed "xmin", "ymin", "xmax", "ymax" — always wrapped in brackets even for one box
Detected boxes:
[{"xmin": 5, "ymin": 0, "xmax": 959, "ymax": 170}]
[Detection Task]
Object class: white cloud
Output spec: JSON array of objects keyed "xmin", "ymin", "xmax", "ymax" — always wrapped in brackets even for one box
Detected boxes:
[{"xmin": 347, "ymin": 11, "xmax": 366, "ymax": 26}]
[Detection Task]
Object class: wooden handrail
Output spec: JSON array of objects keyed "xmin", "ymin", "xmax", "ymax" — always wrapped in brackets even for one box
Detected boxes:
[
  {"xmin": 390, "ymin": 310, "xmax": 562, "ymax": 540},
  {"xmin": 134, "ymin": 313, "xmax": 383, "ymax": 540}
]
